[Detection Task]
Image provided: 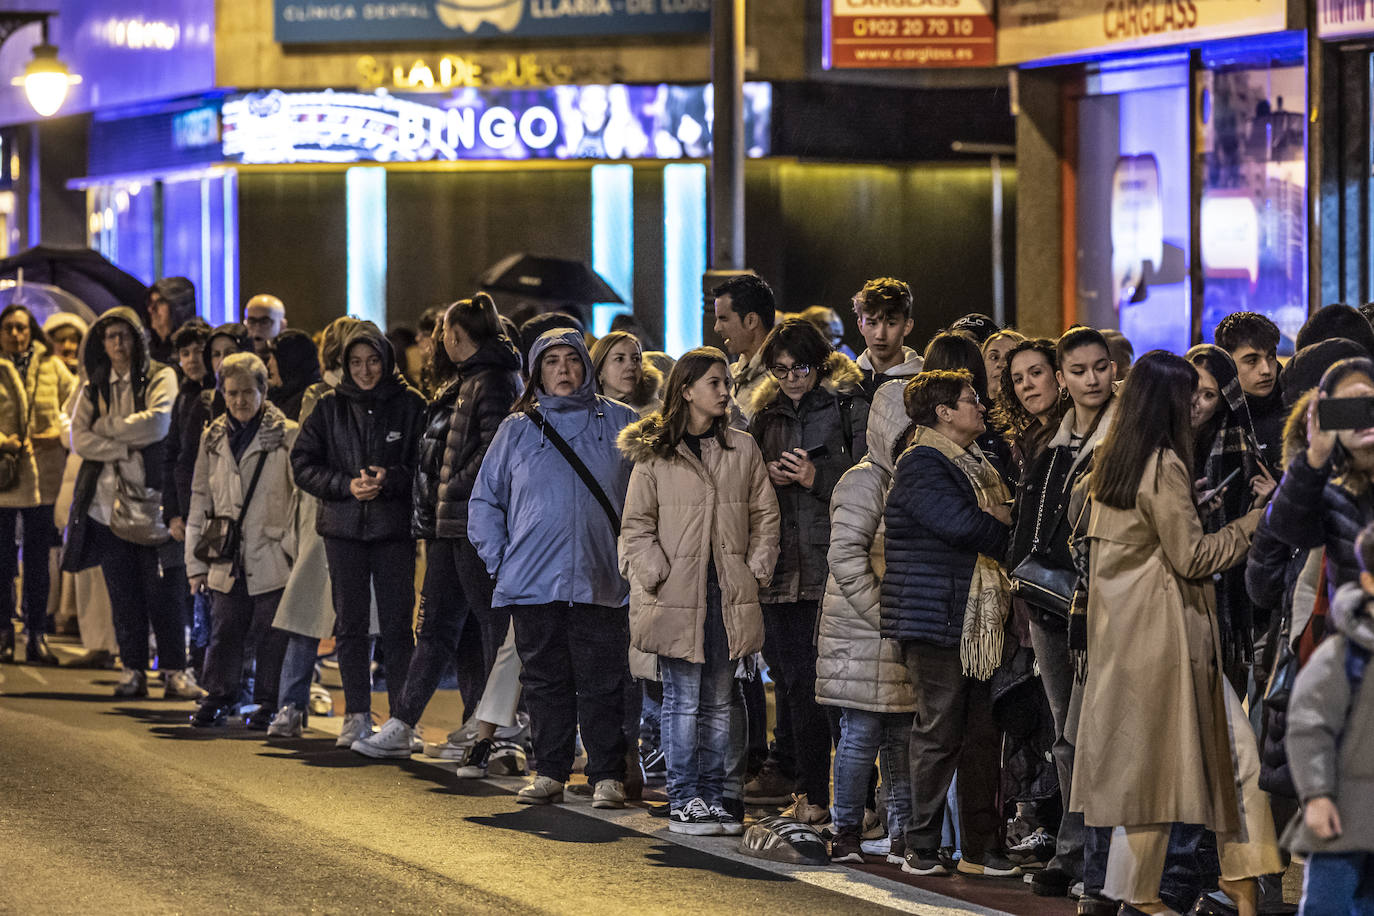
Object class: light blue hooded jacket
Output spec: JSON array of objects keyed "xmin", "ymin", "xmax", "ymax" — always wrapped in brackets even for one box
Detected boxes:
[{"xmin": 469, "ymin": 328, "xmax": 638, "ymax": 608}]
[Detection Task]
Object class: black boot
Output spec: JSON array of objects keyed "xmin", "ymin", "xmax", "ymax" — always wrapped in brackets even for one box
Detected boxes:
[
  {"xmin": 26, "ymin": 635, "xmax": 60, "ymax": 666},
  {"xmin": 0, "ymin": 624, "xmax": 14, "ymax": 663}
]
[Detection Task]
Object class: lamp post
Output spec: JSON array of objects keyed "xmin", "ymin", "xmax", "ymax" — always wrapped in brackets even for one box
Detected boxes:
[{"xmin": 0, "ymin": 13, "xmax": 81, "ymax": 118}]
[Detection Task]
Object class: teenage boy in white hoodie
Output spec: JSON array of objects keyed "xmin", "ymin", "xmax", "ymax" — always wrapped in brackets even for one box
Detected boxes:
[{"xmin": 853, "ymin": 278, "xmax": 922, "ymax": 398}]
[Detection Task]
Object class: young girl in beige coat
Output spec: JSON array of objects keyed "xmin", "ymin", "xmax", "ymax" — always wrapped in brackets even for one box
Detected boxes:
[{"xmin": 618, "ymin": 347, "xmax": 779, "ymax": 837}]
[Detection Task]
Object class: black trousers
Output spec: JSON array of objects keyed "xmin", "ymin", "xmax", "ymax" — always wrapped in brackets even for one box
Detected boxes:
[
  {"xmin": 901, "ymin": 639, "xmax": 1001, "ymax": 860},
  {"xmin": 90, "ymin": 520, "xmax": 186, "ymax": 672},
  {"xmin": 0, "ymin": 504, "xmax": 55, "ymax": 644},
  {"xmin": 324, "ymin": 537, "xmax": 416, "ymax": 715},
  {"xmin": 510, "ymin": 603, "xmax": 628, "ymax": 785},
  {"xmin": 202, "ymin": 581, "xmax": 286, "ymax": 708},
  {"xmin": 761, "ymin": 600, "xmax": 831, "ymax": 805},
  {"xmin": 393, "ymin": 537, "xmax": 506, "ymax": 727}
]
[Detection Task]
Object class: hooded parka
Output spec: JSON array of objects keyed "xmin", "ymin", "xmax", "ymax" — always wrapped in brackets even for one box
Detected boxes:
[
  {"xmin": 617, "ymin": 416, "xmax": 780, "ymax": 663},
  {"xmin": 1073, "ymin": 449, "xmax": 1261, "ymax": 831},
  {"xmin": 185, "ymin": 403, "xmax": 299, "ymax": 594},
  {"xmin": 412, "ymin": 335, "xmax": 523, "ymax": 540},
  {"xmin": 291, "ymin": 324, "xmax": 425, "ymax": 542},
  {"xmin": 748, "ymin": 351, "xmax": 869, "ymax": 603},
  {"xmin": 816, "ymin": 379, "xmax": 917, "ymax": 712},
  {"xmin": 0, "ymin": 339, "xmax": 75, "ymax": 508},
  {"xmin": 1281, "ymin": 581, "xmax": 1374, "ymax": 855},
  {"xmin": 469, "ymin": 329, "xmax": 638, "ymax": 609}
]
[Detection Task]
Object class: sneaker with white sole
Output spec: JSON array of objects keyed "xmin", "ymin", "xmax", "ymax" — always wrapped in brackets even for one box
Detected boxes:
[
  {"xmin": 163, "ymin": 669, "xmax": 206, "ymax": 700},
  {"xmin": 902, "ymin": 847, "xmax": 950, "ymax": 876},
  {"xmin": 267, "ymin": 706, "xmax": 304, "ymax": 738},
  {"xmin": 592, "ymin": 779, "xmax": 626, "ymax": 809},
  {"xmin": 516, "ymin": 775, "xmax": 565, "ymax": 805},
  {"xmin": 487, "ymin": 741, "xmax": 528, "ymax": 776},
  {"xmin": 454, "ymin": 738, "xmax": 491, "ymax": 778},
  {"xmin": 336, "ymin": 712, "xmax": 374, "ymax": 748},
  {"xmin": 669, "ymin": 797, "xmax": 724, "ymax": 835},
  {"xmin": 308, "ymin": 683, "xmax": 334, "ymax": 717},
  {"xmin": 351, "ymin": 717, "xmax": 415, "ymax": 758},
  {"xmin": 709, "ymin": 804, "xmax": 745, "ymax": 836},
  {"xmin": 956, "ymin": 852, "xmax": 1022, "ymax": 878}
]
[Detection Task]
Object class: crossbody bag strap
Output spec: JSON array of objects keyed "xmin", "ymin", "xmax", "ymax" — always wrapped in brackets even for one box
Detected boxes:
[
  {"xmin": 525, "ymin": 406, "xmax": 621, "ymax": 537},
  {"xmin": 237, "ymin": 451, "xmax": 269, "ymax": 527}
]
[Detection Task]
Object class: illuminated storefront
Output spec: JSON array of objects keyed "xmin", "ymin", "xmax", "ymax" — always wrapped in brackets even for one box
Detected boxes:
[{"xmin": 1004, "ymin": 0, "xmax": 1311, "ymax": 351}]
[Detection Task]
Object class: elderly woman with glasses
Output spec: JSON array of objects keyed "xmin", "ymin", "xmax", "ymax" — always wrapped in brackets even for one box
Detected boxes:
[{"xmin": 745, "ymin": 317, "xmax": 869, "ymax": 826}]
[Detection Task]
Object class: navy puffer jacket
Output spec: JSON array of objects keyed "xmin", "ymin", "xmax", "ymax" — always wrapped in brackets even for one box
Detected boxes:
[
  {"xmin": 1265, "ymin": 449, "xmax": 1371, "ymax": 602},
  {"xmin": 881, "ymin": 443, "xmax": 1010, "ymax": 647}
]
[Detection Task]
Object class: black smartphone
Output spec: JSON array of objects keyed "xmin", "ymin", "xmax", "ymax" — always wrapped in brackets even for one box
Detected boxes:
[
  {"xmin": 804, "ymin": 443, "xmax": 830, "ymax": 460},
  {"xmin": 1318, "ymin": 396, "xmax": 1374, "ymax": 431},
  {"xmin": 1197, "ymin": 466, "xmax": 1243, "ymax": 506}
]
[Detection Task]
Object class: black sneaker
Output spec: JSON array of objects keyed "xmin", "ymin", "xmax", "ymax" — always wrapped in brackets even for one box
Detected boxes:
[
  {"xmin": 1078, "ymin": 894, "xmax": 1120, "ymax": 916},
  {"xmin": 669, "ymin": 797, "xmax": 725, "ymax": 836},
  {"xmin": 830, "ymin": 829, "xmax": 864, "ymax": 864},
  {"xmin": 1008, "ymin": 826, "xmax": 1055, "ymax": 868},
  {"xmin": 455, "ymin": 738, "xmax": 491, "ymax": 778},
  {"xmin": 1031, "ymin": 865, "xmax": 1074, "ymax": 897},
  {"xmin": 956, "ymin": 852, "xmax": 1022, "ymax": 878},
  {"xmin": 190, "ymin": 700, "xmax": 230, "ymax": 728},
  {"xmin": 245, "ymin": 705, "xmax": 275, "ymax": 731},
  {"xmin": 641, "ymin": 745, "xmax": 667, "ymax": 776},
  {"xmin": 902, "ymin": 848, "xmax": 949, "ymax": 876},
  {"xmin": 885, "ymin": 834, "xmax": 907, "ymax": 866}
]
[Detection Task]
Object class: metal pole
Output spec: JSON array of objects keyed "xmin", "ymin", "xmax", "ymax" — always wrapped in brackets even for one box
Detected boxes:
[
  {"xmin": 709, "ymin": 0, "xmax": 744, "ymax": 271},
  {"xmin": 990, "ymin": 154, "xmax": 1005, "ymax": 326},
  {"xmin": 1306, "ymin": 2, "xmax": 1322, "ymax": 317}
]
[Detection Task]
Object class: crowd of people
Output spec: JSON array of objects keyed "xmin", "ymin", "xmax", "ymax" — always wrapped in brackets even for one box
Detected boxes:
[{"xmin": 1, "ymin": 274, "xmax": 1371, "ymax": 916}]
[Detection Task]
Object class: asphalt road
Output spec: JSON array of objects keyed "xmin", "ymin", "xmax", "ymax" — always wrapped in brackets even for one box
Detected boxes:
[{"xmin": 0, "ymin": 663, "xmax": 963, "ymax": 916}]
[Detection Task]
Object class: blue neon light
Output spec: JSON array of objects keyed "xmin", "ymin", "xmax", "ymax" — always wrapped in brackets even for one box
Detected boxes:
[
  {"xmin": 591, "ymin": 164, "xmax": 634, "ymax": 337},
  {"xmin": 663, "ymin": 163, "xmax": 705, "ymax": 357},
  {"xmin": 346, "ymin": 167, "xmax": 387, "ymax": 328}
]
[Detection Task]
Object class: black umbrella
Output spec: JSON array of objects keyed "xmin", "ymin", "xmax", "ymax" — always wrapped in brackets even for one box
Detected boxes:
[
  {"xmin": 0, "ymin": 246, "xmax": 149, "ymax": 316},
  {"xmin": 479, "ymin": 253, "xmax": 623, "ymax": 304}
]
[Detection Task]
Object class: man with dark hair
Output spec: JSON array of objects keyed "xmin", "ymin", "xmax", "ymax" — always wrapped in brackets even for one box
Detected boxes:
[
  {"xmin": 853, "ymin": 277, "xmax": 921, "ymax": 396},
  {"xmin": 1215, "ymin": 311, "xmax": 1283, "ymax": 471},
  {"xmin": 712, "ymin": 274, "xmax": 776, "ymax": 420}
]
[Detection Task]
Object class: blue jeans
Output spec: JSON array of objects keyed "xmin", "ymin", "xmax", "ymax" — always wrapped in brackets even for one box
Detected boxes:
[
  {"xmin": 1300, "ymin": 852, "xmax": 1374, "ymax": 916},
  {"xmin": 277, "ymin": 633, "xmax": 320, "ymax": 712},
  {"xmin": 834, "ymin": 707, "xmax": 914, "ymax": 836},
  {"xmin": 659, "ymin": 566, "xmax": 734, "ymax": 810}
]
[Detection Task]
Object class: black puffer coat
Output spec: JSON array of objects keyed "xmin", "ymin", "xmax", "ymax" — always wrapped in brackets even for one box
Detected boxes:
[
  {"xmin": 412, "ymin": 336, "xmax": 522, "ymax": 540},
  {"xmin": 1265, "ymin": 449, "xmax": 1372, "ymax": 602},
  {"xmin": 291, "ymin": 324, "xmax": 425, "ymax": 542},
  {"xmin": 748, "ymin": 352, "xmax": 869, "ymax": 604}
]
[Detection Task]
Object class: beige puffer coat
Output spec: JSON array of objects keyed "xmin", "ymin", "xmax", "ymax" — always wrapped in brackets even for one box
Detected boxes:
[
  {"xmin": 816, "ymin": 379, "xmax": 917, "ymax": 712},
  {"xmin": 618, "ymin": 416, "xmax": 780, "ymax": 663},
  {"xmin": 185, "ymin": 404, "xmax": 300, "ymax": 595},
  {"xmin": 0, "ymin": 346, "xmax": 75, "ymax": 508}
]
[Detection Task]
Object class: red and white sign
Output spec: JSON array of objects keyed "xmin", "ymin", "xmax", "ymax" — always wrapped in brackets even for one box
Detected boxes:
[
  {"xmin": 1318, "ymin": 0, "xmax": 1374, "ymax": 40},
  {"xmin": 825, "ymin": 0, "xmax": 995, "ymax": 69}
]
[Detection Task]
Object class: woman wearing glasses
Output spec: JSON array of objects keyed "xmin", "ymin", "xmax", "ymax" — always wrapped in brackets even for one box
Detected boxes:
[{"xmin": 746, "ymin": 317, "xmax": 869, "ymax": 825}]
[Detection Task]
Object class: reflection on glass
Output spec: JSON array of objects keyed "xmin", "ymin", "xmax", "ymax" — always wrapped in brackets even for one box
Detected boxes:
[{"xmin": 1199, "ymin": 60, "xmax": 1306, "ymax": 353}]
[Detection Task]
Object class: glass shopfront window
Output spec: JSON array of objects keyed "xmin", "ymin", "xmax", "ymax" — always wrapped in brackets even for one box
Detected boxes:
[
  {"xmin": 1199, "ymin": 43, "xmax": 1307, "ymax": 352},
  {"xmin": 1075, "ymin": 60, "xmax": 1192, "ymax": 355}
]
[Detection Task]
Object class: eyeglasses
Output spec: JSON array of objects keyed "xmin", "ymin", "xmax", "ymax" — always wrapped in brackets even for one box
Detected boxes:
[
  {"xmin": 953, "ymin": 394, "xmax": 981, "ymax": 407},
  {"xmin": 244, "ymin": 315, "xmax": 276, "ymax": 327},
  {"xmin": 770, "ymin": 364, "xmax": 812, "ymax": 380}
]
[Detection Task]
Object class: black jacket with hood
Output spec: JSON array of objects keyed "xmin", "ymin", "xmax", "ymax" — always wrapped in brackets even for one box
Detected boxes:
[
  {"xmin": 291, "ymin": 323, "xmax": 425, "ymax": 542},
  {"xmin": 412, "ymin": 335, "xmax": 523, "ymax": 540}
]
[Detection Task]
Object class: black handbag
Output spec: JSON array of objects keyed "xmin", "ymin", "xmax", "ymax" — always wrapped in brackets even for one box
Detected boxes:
[
  {"xmin": 194, "ymin": 452, "xmax": 268, "ymax": 570},
  {"xmin": 0, "ymin": 391, "xmax": 29, "ymax": 492},
  {"xmin": 1009, "ymin": 449, "xmax": 1075, "ymax": 617}
]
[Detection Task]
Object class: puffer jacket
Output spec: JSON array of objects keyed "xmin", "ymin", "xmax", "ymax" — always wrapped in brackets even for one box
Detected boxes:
[
  {"xmin": 469, "ymin": 329, "xmax": 637, "ymax": 609},
  {"xmin": 1282, "ymin": 581, "xmax": 1374, "ymax": 855},
  {"xmin": 185, "ymin": 404, "xmax": 299, "ymax": 595},
  {"xmin": 172, "ymin": 323, "xmax": 254, "ymax": 520},
  {"xmin": 618, "ymin": 416, "xmax": 780, "ymax": 663},
  {"xmin": 1266, "ymin": 449, "xmax": 1372, "ymax": 604},
  {"xmin": 881, "ymin": 431, "xmax": 1010, "ymax": 647},
  {"xmin": 749, "ymin": 351, "xmax": 869, "ymax": 603},
  {"xmin": 290, "ymin": 323, "xmax": 425, "ymax": 542},
  {"xmin": 412, "ymin": 335, "xmax": 522, "ymax": 540},
  {"xmin": 817, "ymin": 380, "xmax": 916, "ymax": 711},
  {"xmin": 0, "ymin": 343, "xmax": 76, "ymax": 508}
]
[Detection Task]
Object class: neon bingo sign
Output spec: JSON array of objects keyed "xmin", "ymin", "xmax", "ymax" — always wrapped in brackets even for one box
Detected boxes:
[{"xmin": 220, "ymin": 85, "xmax": 772, "ymax": 164}]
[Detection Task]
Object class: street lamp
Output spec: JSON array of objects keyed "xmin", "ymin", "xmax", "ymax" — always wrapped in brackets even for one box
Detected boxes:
[{"xmin": 1, "ymin": 13, "xmax": 81, "ymax": 118}]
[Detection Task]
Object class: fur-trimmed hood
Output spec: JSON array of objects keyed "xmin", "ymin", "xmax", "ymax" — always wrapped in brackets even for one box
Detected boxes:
[
  {"xmin": 617, "ymin": 414, "xmax": 663, "ymax": 464},
  {"xmin": 627, "ymin": 361, "xmax": 663, "ymax": 409},
  {"xmin": 749, "ymin": 350, "xmax": 864, "ymax": 417},
  {"xmin": 1281, "ymin": 389, "xmax": 1313, "ymax": 469}
]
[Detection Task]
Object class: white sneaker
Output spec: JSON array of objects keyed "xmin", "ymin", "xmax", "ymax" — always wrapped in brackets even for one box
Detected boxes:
[
  {"xmin": 336, "ymin": 712, "xmax": 374, "ymax": 748},
  {"xmin": 267, "ymin": 706, "xmax": 304, "ymax": 738},
  {"xmin": 516, "ymin": 775, "xmax": 565, "ymax": 805},
  {"xmin": 592, "ymin": 779, "xmax": 626, "ymax": 809},
  {"xmin": 163, "ymin": 669, "xmax": 206, "ymax": 701},
  {"xmin": 308, "ymin": 683, "xmax": 334, "ymax": 717},
  {"xmin": 351, "ymin": 717, "xmax": 415, "ymax": 758}
]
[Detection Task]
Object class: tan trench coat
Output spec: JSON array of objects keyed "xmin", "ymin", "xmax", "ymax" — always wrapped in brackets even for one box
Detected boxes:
[
  {"xmin": 1072, "ymin": 449, "xmax": 1260, "ymax": 833},
  {"xmin": 618, "ymin": 417, "xmax": 780, "ymax": 664}
]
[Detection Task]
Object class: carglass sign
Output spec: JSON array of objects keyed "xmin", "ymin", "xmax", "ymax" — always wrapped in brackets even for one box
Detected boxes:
[{"xmin": 220, "ymin": 85, "xmax": 772, "ymax": 164}]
